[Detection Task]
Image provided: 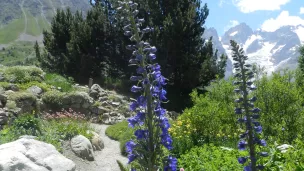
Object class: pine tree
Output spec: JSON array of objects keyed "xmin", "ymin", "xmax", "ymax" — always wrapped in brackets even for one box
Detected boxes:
[
  {"xmin": 134, "ymin": 0, "xmax": 227, "ymax": 110},
  {"xmin": 34, "ymin": 41, "xmax": 41, "ymax": 64}
]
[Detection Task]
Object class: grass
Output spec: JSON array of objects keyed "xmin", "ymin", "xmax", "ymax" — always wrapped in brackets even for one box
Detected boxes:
[
  {"xmin": 0, "ymin": 18, "xmax": 25, "ymax": 44},
  {"xmin": 0, "ymin": 41, "xmax": 36, "ymax": 65},
  {"xmin": 44, "ymin": 73, "xmax": 75, "ymax": 92},
  {"xmin": 0, "ymin": 112, "xmax": 93, "ymax": 152},
  {"xmin": 105, "ymin": 120, "xmax": 135, "ymax": 155},
  {"xmin": 25, "ymin": 10, "xmax": 41, "ymax": 36},
  {"xmin": 37, "ymin": 16, "xmax": 51, "ymax": 32}
]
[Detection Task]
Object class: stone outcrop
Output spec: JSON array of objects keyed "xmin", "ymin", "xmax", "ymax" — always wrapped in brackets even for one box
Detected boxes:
[
  {"xmin": 70, "ymin": 135, "xmax": 95, "ymax": 161},
  {"xmin": 0, "ymin": 138, "xmax": 76, "ymax": 171}
]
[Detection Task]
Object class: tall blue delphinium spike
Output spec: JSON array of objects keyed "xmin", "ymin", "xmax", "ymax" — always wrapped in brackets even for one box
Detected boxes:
[
  {"xmin": 230, "ymin": 40, "xmax": 267, "ymax": 171},
  {"xmin": 117, "ymin": 1, "xmax": 177, "ymax": 171}
]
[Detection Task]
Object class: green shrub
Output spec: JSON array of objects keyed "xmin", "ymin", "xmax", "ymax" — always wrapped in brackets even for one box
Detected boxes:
[
  {"xmin": 8, "ymin": 91, "xmax": 37, "ymax": 103},
  {"xmin": 45, "ymin": 73, "xmax": 74, "ymax": 92},
  {"xmin": 262, "ymin": 138, "xmax": 304, "ymax": 170},
  {"xmin": 0, "ymin": 66, "xmax": 44, "ymax": 83},
  {"xmin": 17, "ymin": 81, "xmax": 51, "ymax": 92},
  {"xmin": 170, "ymin": 79, "xmax": 238, "ymax": 156},
  {"xmin": 178, "ymin": 145, "xmax": 245, "ymax": 170},
  {"xmin": 0, "ymin": 113, "xmax": 42, "ymax": 144},
  {"xmin": 255, "ymin": 71, "xmax": 304, "ymax": 143},
  {"xmin": 0, "ymin": 82, "xmax": 10, "ymax": 89},
  {"xmin": 41, "ymin": 91, "xmax": 65, "ymax": 109},
  {"xmin": 105, "ymin": 120, "xmax": 135, "ymax": 155}
]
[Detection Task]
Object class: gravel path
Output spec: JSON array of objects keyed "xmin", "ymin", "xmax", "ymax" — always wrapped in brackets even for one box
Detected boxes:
[{"xmin": 62, "ymin": 124, "xmax": 128, "ymax": 171}]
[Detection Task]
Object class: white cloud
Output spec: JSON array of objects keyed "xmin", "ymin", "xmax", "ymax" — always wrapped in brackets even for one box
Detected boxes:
[
  {"xmin": 300, "ymin": 7, "xmax": 304, "ymax": 14},
  {"xmin": 233, "ymin": 0, "xmax": 290, "ymax": 13},
  {"xmin": 224, "ymin": 20, "xmax": 239, "ymax": 31},
  {"xmin": 261, "ymin": 11, "xmax": 304, "ymax": 32},
  {"xmin": 219, "ymin": 0, "xmax": 227, "ymax": 7}
]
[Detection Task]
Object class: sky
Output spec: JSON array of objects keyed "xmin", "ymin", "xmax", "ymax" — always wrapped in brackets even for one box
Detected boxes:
[{"xmin": 203, "ymin": 0, "xmax": 304, "ymax": 36}]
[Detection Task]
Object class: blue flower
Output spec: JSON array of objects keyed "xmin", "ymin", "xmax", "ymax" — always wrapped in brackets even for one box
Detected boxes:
[
  {"xmin": 254, "ymin": 126, "xmax": 262, "ymax": 133},
  {"xmin": 131, "ymin": 85, "xmax": 143, "ymax": 92},
  {"xmin": 244, "ymin": 165, "xmax": 252, "ymax": 171},
  {"xmin": 130, "ymin": 76, "xmax": 143, "ymax": 81},
  {"xmin": 135, "ymin": 129, "xmax": 148, "ymax": 139},
  {"xmin": 164, "ymin": 156, "xmax": 177, "ymax": 171},
  {"xmin": 126, "ymin": 140, "xmax": 136, "ymax": 153},
  {"xmin": 127, "ymin": 153, "xmax": 137, "ymax": 164},
  {"xmin": 136, "ymin": 67, "xmax": 145, "ymax": 74},
  {"xmin": 238, "ymin": 140, "xmax": 247, "ymax": 150},
  {"xmin": 160, "ymin": 89, "xmax": 167, "ymax": 101},
  {"xmin": 238, "ymin": 157, "xmax": 247, "ymax": 164}
]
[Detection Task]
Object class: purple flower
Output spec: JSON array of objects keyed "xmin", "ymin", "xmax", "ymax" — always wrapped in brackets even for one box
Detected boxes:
[
  {"xmin": 160, "ymin": 89, "xmax": 167, "ymax": 101},
  {"xmin": 238, "ymin": 157, "xmax": 247, "ymax": 164},
  {"xmin": 126, "ymin": 140, "xmax": 136, "ymax": 153},
  {"xmin": 135, "ymin": 129, "xmax": 148, "ymax": 139},
  {"xmin": 244, "ymin": 166, "xmax": 252, "ymax": 171},
  {"xmin": 136, "ymin": 67, "xmax": 145, "ymax": 74},
  {"xmin": 130, "ymin": 101, "xmax": 138, "ymax": 111},
  {"xmin": 131, "ymin": 85, "xmax": 143, "ymax": 92},
  {"xmin": 127, "ymin": 153, "xmax": 137, "ymax": 164},
  {"xmin": 254, "ymin": 126, "xmax": 262, "ymax": 133},
  {"xmin": 164, "ymin": 156, "xmax": 177, "ymax": 171},
  {"xmin": 149, "ymin": 53, "xmax": 156, "ymax": 60},
  {"xmin": 238, "ymin": 140, "xmax": 247, "ymax": 150},
  {"xmin": 155, "ymin": 107, "xmax": 166, "ymax": 116},
  {"xmin": 130, "ymin": 76, "xmax": 143, "ymax": 81},
  {"xmin": 150, "ymin": 46, "xmax": 157, "ymax": 53}
]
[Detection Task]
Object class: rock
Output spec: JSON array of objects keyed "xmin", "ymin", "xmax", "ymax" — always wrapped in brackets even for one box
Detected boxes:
[
  {"xmin": 70, "ymin": 135, "xmax": 94, "ymax": 161},
  {"xmin": 27, "ymin": 86, "xmax": 43, "ymax": 96},
  {"xmin": 0, "ymin": 109, "xmax": 9, "ymax": 125},
  {"xmin": 89, "ymin": 84, "xmax": 106, "ymax": 99},
  {"xmin": 111, "ymin": 102, "xmax": 121, "ymax": 107},
  {"xmin": 98, "ymin": 96, "xmax": 108, "ymax": 102},
  {"xmin": 8, "ymin": 83, "xmax": 19, "ymax": 91},
  {"xmin": 19, "ymin": 135, "xmax": 37, "ymax": 139},
  {"xmin": 0, "ymin": 138, "xmax": 76, "ymax": 171},
  {"xmin": 87, "ymin": 131, "xmax": 104, "ymax": 151},
  {"xmin": 0, "ymin": 73, "xmax": 4, "ymax": 82}
]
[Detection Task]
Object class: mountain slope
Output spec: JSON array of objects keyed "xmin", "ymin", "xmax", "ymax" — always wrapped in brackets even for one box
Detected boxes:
[
  {"xmin": 0, "ymin": 0, "xmax": 90, "ymax": 44},
  {"xmin": 204, "ymin": 23, "xmax": 303, "ymax": 77}
]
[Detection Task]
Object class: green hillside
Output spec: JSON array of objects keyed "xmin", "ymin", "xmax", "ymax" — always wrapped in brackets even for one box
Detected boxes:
[{"xmin": 0, "ymin": 0, "xmax": 90, "ymax": 65}]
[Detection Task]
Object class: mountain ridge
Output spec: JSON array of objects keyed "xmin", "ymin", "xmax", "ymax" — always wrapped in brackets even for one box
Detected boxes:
[{"xmin": 203, "ymin": 23, "xmax": 304, "ymax": 76}]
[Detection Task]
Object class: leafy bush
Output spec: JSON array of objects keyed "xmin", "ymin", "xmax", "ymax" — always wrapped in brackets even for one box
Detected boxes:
[
  {"xmin": 105, "ymin": 120, "xmax": 135, "ymax": 155},
  {"xmin": 0, "ymin": 110, "xmax": 93, "ymax": 152},
  {"xmin": 0, "ymin": 113, "xmax": 42, "ymax": 144},
  {"xmin": 170, "ymin": 79, "xmax": 239, "ymax": 156},
  {"xmin": 44, "ymin": 73, "xmax": 74, "ymax": 92},
  {"xmin": 178, "ymin": 145, "xmax": 244, "ymax": 170},
  {"xmin": 7, "ymin": 91, "xmax": 37, "ymax": 105},
  {"xmin": 255, "ymin": 71, "xmax": 304, "ymax": 143},
  {"xmin": 17, "ymin": 81, "xmax": 51, "ymax": 92},
  {"xmin": 41, "ymin": 91, "xmax": 65, "ymax": 109},
  {"xmin": 0, "ymin": 66, "xmax": 44, "ymax": 83}
]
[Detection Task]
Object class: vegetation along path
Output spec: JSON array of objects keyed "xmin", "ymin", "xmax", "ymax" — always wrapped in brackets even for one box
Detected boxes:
[{"xmin": 63, "ymin": 124, "xmax": 128, "ymax": 171}]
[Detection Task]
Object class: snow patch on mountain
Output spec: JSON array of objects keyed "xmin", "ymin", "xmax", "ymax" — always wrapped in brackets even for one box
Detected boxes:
[
  {"xmin": 294, "ymin": 26, "xmax": 304, "ymax": 43},
  {"xmin": 243, "ymin": 34, "xmax": 262, "ymax": 52},
  {"xmin": 271, "ymin": 45, "xmax": 285, "ymax": 54},
  {"xmin": 247, "ymin": 42, "xmax": 276, "ymax": 73},
  {"xmin": 230, "ymin": 31, "xmax": 238, "ymax": 36}
]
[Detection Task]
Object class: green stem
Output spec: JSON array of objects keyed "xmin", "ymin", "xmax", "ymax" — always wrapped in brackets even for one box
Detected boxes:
[{"xmin": 239, "ymin": 57, "xmax": 257, "ymax": 171}]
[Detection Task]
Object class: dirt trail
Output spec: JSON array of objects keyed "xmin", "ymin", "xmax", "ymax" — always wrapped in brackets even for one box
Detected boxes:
[{"xmin": 62, "ymin": 124, "xmax": 128, "ymax": 171}]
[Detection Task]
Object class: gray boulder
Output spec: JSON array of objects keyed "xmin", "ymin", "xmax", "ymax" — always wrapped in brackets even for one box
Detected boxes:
[
  {"xmin": 0, "ymin": 109, "xmax": 9, "ymax": 125},
  {"xmin": 0, "ymin": 138, "xmax": 76, "ymax": 171},
  {"xmin": 70, "ymin": 135, "xmax": 94, "ymax": 161},
  {"xmin": 87, "ymin": 131, "xmax": 104, "ymax": 151},
  {"xmin": 89, "ymin": 84, "xmax": 106, "ymax": 99},
  {"xmin": 27, "ymin": 86, "xmax": 43, "ymax": 96}
]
